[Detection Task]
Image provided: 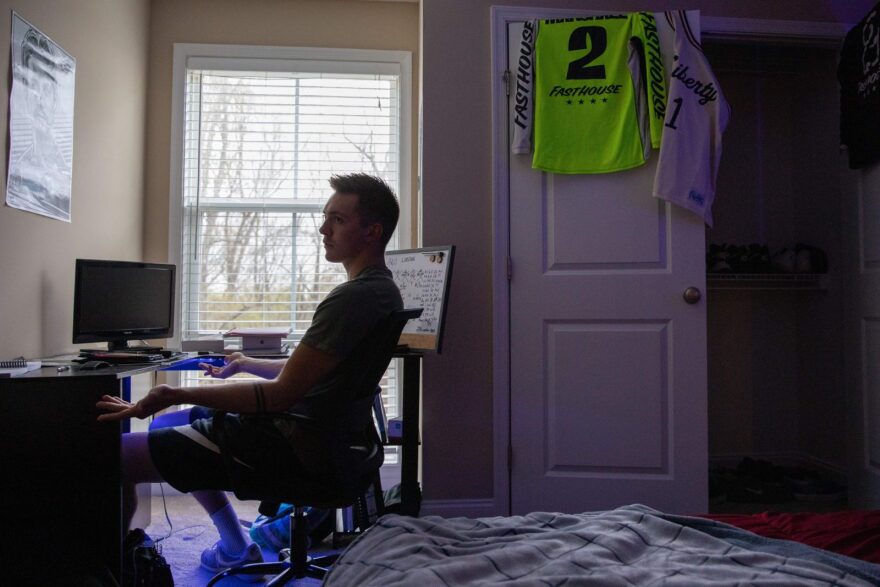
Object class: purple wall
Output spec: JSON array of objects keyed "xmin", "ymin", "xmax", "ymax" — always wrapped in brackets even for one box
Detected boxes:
[{"xmin": 420, "ymin": 0, "xmax": 874, "ymax": 512}]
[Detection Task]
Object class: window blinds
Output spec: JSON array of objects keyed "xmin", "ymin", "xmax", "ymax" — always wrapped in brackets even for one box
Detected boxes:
[
  {"xmin": 179, "ymin": 67, "xmax": 402, "ymax": 425},
  {"xmin": 182, "ymin": 69, "xmax": 400, "ymax": 337}
]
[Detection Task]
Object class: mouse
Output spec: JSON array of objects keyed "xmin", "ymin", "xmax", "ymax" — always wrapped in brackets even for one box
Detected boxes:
[{"xmin": 79, "ymin": 360, "xmax": 111, "ymax": 370}]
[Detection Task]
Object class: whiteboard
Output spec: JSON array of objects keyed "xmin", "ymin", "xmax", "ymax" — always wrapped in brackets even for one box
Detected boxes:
[{"xmin": 385, "ymin": 245, "xmax": 455, "ymax": 352}]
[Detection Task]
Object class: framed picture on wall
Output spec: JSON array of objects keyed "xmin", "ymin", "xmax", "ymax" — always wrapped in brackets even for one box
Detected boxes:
[{"xmin": 6, "ymin": 12, "xmax": 76, "ymax": 222}]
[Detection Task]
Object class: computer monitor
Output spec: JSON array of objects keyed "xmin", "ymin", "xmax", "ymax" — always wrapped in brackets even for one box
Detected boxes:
[{"xmin": 72, "ymin": 259, "xmax": 176, "ymax": 351}]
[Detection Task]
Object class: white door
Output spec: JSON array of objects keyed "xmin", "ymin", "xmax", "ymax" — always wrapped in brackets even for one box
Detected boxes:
[
  {"xmin": 507, "ymin": 17, "xmax": 707, "ymax": 515},
  {"xmin": 849, "ymin": 163, "xmax": 880, "ymax": 508}
]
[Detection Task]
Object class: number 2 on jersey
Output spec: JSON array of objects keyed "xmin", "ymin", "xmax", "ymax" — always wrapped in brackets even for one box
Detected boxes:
[{"xmin": 566, "ymin": 26, "xmax": 607, "ymax": 80}]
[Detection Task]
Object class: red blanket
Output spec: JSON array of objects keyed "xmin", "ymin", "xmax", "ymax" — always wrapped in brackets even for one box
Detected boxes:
[{"xmin": 703, "ymin": 511, "xmax": 880, "ymax": 563}]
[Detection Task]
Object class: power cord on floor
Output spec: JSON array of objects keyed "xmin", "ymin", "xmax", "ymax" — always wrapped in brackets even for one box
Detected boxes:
[
  {"xmin": 143, "ymin": 414, "xmax": 208, "ymax": 545},
  {"xmin": 151, "ymin": 482, "xmax": 208, "ymax": 545}
]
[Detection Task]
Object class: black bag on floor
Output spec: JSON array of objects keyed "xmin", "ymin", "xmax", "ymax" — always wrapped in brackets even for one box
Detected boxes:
[{"xmin": 122, "ymin": 529, "xmax": 174, "ymax": 587}]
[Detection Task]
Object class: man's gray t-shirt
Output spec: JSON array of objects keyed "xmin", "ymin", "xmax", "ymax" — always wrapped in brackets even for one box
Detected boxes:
[
  {"xmin": 301, "ymin": 265, "xmax": 403, "ymax": 367},
  {"xmin": 273, "ymin": 265, "xmax": 402, "ymax": 470},
  {"xmin": 148, "ymin": 265, "xmax": 402, "ymax": 497}
]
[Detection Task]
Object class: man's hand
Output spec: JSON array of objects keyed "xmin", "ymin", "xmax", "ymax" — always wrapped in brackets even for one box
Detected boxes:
[
  {"xmin": 200, "ymin": 352, "xmax": 246, "ymax": 379},
  {"xmin": 96, "ymin": 384, "xmax": 178, "ymax": 421}
]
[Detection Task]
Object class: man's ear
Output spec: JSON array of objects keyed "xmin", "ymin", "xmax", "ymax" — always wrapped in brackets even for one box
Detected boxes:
[{"xmin": 365, "ymin": 222, "xmax": 383, "ymax": 243}]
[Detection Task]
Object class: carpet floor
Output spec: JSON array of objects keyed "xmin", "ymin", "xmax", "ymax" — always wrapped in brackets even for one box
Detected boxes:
[{"xmin": 145, "ymin": 491, "xmax": 329, "ymax": 587}]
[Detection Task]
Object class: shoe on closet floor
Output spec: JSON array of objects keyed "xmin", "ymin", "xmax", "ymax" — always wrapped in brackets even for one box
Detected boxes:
[
  {"xmin": 771, "ymin": 248, "xmax": 796, "ymax": 273},
  {"xmin": 706, "ymin": 243, "xmax": 732, "ymax": 272},
  {"xmin": 795, "ymin": 243, "xmax": 828, "ymax": 273}
]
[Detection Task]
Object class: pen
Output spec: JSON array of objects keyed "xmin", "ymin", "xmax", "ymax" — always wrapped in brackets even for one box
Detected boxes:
[{"xmin": 56, "ymin": 366, "xmax": 70, "ymax": 372}]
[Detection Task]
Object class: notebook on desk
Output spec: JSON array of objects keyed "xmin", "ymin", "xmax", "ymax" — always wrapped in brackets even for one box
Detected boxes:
[{"xmin": 0, "ymin": 358, "xmax": 42, "ymax": 376}]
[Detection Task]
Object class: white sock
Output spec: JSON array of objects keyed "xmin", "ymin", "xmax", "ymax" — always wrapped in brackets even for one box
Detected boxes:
[{"xmin": 209, "ymin": 503, "xmax": 248, "ymax": 555}]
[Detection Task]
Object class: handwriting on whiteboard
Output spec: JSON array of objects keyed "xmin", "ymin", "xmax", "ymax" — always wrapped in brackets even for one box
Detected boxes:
[{"xmin": 386, "ymin": 250, "xmax": 450, "ymax": 335}]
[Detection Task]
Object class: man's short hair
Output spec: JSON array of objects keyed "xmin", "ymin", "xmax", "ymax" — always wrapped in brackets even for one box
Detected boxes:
[{"xmin": 329, "ymin": 173, "xmax": 400, "ymax": 247}]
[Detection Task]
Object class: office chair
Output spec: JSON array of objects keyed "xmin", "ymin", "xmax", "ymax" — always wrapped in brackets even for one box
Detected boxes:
[{"xmin": 207, "ymin": 307, "xmax": 423, "ymax": 586}]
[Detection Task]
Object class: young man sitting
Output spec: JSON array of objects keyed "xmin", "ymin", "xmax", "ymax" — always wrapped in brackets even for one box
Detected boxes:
[{"xmin": 97, "ymin": 173, "xmax": 403, "ymax": 574}]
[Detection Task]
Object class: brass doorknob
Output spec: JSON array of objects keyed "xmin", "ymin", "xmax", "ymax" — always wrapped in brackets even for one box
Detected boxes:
[{"xmin": 683, "ymin": 287, "xmax": 702, "ymax": 304}]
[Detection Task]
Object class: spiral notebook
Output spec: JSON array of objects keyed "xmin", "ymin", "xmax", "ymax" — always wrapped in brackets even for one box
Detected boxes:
[{"xmin": 0, "ymin": 357, "xmax": 42, "ymax": 376}]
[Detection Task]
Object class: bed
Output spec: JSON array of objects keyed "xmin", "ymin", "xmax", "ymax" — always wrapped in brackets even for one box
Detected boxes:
[
  {"xmin": 323, "ymin": 504, "xmax": 880, "ymax": 586},
  {"xmin": 703, "ymin": 510, "xmax": 880, "ymax": 564}
]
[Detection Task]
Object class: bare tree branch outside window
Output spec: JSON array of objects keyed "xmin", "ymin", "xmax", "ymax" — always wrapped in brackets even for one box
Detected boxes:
[{"xmin": 183, "ymin": 72, "xmax": 397, "ymax": 337}]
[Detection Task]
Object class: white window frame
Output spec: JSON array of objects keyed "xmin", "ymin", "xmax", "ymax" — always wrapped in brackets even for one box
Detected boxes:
[{"xmin": 167, "ymin": 43, "xmax": 412, "ymax": 485}]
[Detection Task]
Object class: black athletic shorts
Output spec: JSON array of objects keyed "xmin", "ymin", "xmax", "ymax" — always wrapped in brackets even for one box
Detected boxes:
[{"xmin": 148, "ymin": 407, "xmax": 313, "ymax": 498}]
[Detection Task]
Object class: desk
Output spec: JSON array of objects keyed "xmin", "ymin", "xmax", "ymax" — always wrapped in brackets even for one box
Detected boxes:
[
  {"xmin": 0, "ymin": 352, "xmax": 424, "ymax": 583},
  {"xmin": 0, "ymin": 362, "xmax": 168, "ymax": 584}
]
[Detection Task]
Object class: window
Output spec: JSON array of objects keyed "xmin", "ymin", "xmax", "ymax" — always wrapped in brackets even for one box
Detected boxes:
[{"xmin": 169, "ymin": 44, "xmax": 412, "ymax": 467}]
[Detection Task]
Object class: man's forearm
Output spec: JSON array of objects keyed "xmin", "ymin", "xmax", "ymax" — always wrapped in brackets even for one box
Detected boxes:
[
  {"xmin": 238, "ymin": 357, "xmax": 287, "ymax": 379},
  {"xmin": 176, "ymin": 341, "xmax": 335, "ymax": 415},
  {"xmin": 173, "ymin": 379, "xmax": 298, "ymax": 414}
]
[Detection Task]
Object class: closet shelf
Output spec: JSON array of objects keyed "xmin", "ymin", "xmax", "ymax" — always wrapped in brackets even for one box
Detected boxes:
[{"xmin": 706, "ymin": 273, "xmax": 828, "ymax": 291}]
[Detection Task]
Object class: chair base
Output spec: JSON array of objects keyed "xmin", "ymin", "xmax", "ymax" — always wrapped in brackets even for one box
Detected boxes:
[{"xmin": 206, "ymin": 550, "xmax": 339, "ymax": 586}]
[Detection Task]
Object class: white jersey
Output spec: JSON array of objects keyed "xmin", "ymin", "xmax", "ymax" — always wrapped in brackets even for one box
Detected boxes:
[
  {"xmin": 653, "ymin": 11, "xmax": 730, "ymax": 226},
  {"xmin": 511, "ymin": 20, "xmax": 536, "ymax": 155}
]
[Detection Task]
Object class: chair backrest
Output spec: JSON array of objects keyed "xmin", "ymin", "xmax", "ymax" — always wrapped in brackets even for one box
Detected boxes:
[
  {"xmin": 347, "ymin": 307, "xmax": 423, "ymax": 402},
  {"xmin": 281, "ymin": 307, "xmax": 423, "ymax": 507}
]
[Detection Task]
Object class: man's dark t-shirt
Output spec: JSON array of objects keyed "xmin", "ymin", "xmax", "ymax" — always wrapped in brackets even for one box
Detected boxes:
[
  {"xmin": 273, "ymin": 265, "xmax": 402, "ymax": 472},
  {"xmin": 148, "ymin": 265, "xmax": 402, "ymax": 498}
]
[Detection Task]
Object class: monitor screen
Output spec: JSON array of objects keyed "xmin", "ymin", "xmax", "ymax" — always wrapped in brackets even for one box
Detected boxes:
[{"xmin": 72, "ymin": 259, "xmax": 176, "ymax": 350}]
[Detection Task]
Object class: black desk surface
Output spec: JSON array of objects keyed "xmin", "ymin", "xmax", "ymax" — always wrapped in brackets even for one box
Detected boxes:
[{"xmin": 22, "ymin": 353, "xmax": 200, "ymax": 379}]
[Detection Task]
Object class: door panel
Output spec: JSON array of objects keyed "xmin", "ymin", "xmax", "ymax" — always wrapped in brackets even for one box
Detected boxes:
[
  {"xmin": 547, "ymin": 173, "xmax": 666, "ymax": 267},
  {"xmin": 545, "ymin": 320, "xmax": 669, "ymax": 472},
  {"xmin": 508, "ymin": 17, "xmax": 707, "ymax": 515}
]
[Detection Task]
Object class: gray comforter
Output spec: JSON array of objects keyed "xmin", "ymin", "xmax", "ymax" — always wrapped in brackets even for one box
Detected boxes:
[{"xmin": 324, "ymin": 504, "xmax": 880, "ymax": 586}]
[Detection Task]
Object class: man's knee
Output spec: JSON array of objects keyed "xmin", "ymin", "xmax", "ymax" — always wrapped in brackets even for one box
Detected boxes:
[
  {"xmin": 149, "ymin": 408, "xmax": 192, "ymax": 430},
  {"xmin": 121, "ymin": 432, "xmax": 163, "ymax": 484}
]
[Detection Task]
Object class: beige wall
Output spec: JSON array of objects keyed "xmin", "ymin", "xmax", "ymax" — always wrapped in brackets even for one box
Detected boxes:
[
  {"xmin": 419, "ymin": 0, "xmax": 876, "ymax": 510},
  {"xmin": 143, "ymin": 0, "xmax": 421, "ymax": 264},
  {"xmin": 0, "ymin": 0, "xmax": 418, "ymax": 370},
  {"xmin": 0, "ymin": 0, "xmax": 150, "ymax": 359}
]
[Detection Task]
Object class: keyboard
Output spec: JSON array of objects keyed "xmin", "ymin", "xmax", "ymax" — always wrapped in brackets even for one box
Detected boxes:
[
  {"xmin": 80, "ymin": 347, "xmax": 163, "ymax": 355},
  {"xmin": 79, "ymin": 351, "xmax": 165, "ymax": 364}
]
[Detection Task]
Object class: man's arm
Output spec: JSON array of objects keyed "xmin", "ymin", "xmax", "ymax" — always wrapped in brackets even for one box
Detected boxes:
[
  {"xmin": 97, "ymin": 341, "xmax": 340, "ymax": 421},
  {"xmin": 200, "ymin": 351, "xmax": 288, "ymax": 380}
]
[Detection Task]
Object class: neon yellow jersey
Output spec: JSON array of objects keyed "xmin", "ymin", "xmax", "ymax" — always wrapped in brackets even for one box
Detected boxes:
[{"xmin": 533, "ymin": 13, "xmax": 667, "ymax": 174}]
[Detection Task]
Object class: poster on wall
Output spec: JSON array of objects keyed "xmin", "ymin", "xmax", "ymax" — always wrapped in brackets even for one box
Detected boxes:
[{"xmin": 6, "ymin": 12, "xmax": 75, "ymax": 222}]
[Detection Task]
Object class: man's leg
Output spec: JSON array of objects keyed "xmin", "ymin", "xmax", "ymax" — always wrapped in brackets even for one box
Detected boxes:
[
  {"xmin": 146, "ymin": 408, "xmax": 250, "ymax": 554},
  {"xmin": 149, "ymin": 409, "xmax": 192, "ymax": 429},
  {"xmin": 119, "ymin": 410, "xmax": 192, "ymax": 529},
  {"xmin": 120, "ymin": 432, "xmax": 163, "ymax": 531},
  {"xmin": 193, "ymin": 490, "xmax": 249, "ymax": 556},
  {"xmin": 126, "ymin": 418, "xmax": 261, "ymax": 573}
]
